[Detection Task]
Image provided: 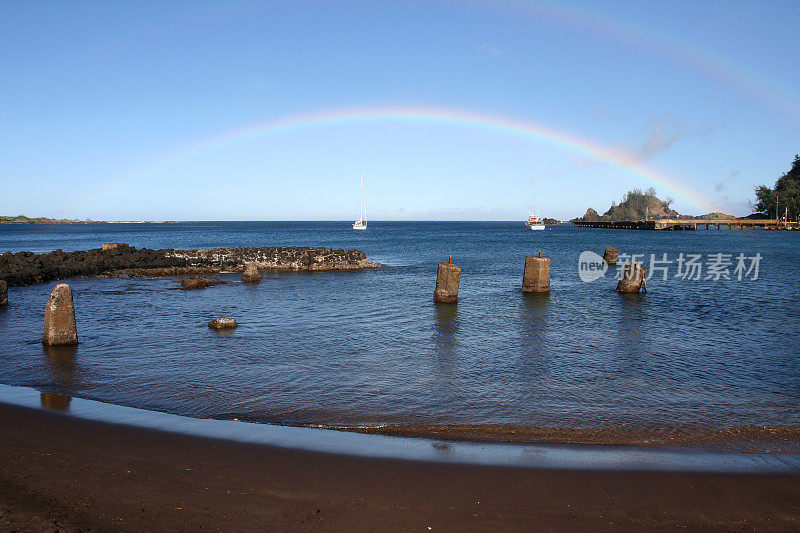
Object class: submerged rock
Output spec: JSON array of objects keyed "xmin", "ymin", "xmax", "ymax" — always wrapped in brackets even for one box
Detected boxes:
[
  {"xmin": 208, "ymin": 317, "xmax": 237, "ymax": 330},
  {"xmin": 0, "ymin": 279, "xmax": 6, "ymax": 306},
  {"xmin": 180, "ymin": 277, "xmax": 208, "ymax": 290},
  {"xmin": 241, "ymin": 262, "xmax": 262, "ymax": 283},
  {"xmin": 42, "ymin": 283, "xmax": 78, "ymax": 346}
]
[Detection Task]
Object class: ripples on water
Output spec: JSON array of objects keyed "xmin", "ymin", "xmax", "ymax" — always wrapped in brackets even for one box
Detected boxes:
[{"xmin": 1, "ymin": 222, "xmax": 799, "ymax": 450}]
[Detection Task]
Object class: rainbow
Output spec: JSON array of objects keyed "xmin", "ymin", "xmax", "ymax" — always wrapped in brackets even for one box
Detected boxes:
[
  {"xmin": 93, "ymin": 106, "xmax": 718, "ymax": 214},
  {"xmin": 493, "ymin": 0, "xmax": 800, "ymax": 120}
]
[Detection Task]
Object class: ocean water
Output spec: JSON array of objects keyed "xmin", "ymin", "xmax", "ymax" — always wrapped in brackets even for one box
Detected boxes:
[{"xmin": 1, "ymin": 222, "xmax": 799, "ymax": 450}]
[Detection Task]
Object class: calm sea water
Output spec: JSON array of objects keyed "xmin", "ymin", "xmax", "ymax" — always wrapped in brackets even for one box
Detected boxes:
[{"xmin": 1, "ymin": 222, "xmax": 799, "ymax": 449}]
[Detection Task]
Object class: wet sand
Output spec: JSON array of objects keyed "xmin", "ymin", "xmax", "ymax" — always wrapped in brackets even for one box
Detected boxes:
[
  {"xmin": 1, "ymin": 403, "xmax": 799, "ymax": 531},
  {"xmin": 320, "ymin": 422, "xmax": 800, "ymax": 450}
]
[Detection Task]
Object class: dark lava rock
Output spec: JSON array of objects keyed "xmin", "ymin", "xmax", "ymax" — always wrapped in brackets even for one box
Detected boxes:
[
  {"xmin": 180, "ymin": 277, "xmax": 209, "ymax": 290},
  {"xmin": 0, "ymin": 246, "xmax": 378, "ymax": 287}
]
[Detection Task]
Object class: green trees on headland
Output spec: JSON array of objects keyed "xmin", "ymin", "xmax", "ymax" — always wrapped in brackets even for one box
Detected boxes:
[{"xmin": 753, "ymin": 154, "xmax": 800, "ymax": 221}]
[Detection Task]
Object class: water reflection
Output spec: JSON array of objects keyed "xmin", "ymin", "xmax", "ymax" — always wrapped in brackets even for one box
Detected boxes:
[
  {"xmin": 41, "ymin": 344, "xmax": 78, "ymax": 411},
  {"xmin": 431, "ymin": 441, "xmax": 453, "ymax": 454},
  {"xmin": 616, "ymin": 293, "xmax": 646, "ymax": 361},
  {"xmin": 517, "ymin": 292, "xmax": 551, "ymax": 381},
  {"xmin": 433, "ymin": 303, "xmax": 459, "ymax": 351},
  {"xmin": 432, "ymin": 303, "xmax": 460, "ymax": 399},
  {"xmin": 40, "ymin": 392, "xmax": 71, "ymax": 411}
]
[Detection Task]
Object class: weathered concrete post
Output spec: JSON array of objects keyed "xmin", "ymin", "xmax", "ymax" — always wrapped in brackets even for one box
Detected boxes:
[
  {"xmin": 42, "ymin": 283, "xmax": 78, "ymax": 345},
  {"xmin": 603, "ymin": 246, "xmax": 619, "ymax": 265},
  {"xmin": 616, "ymin": 262, "xmax": 648, "ymax": 293},
  {"xmin": 208, "ymin": 317, "xmax": 238, "ymax": 330},
  {"xmin": 434, "ymin": 258, "xmax": 461, "ymax": 303},
  {"xmin": 241, "ymin": 262, "xmax": 262, "ymax": 283},
  {"xmin": 522, "ymin": 253, "xmax": 550, "ymax": 293},
  {"xmin": 0, "ymin": 280, "xmax": 7, "ymax": 306}
]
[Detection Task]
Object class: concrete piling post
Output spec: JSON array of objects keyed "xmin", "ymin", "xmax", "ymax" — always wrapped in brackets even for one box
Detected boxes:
[
  {"xmin": 434, "ymin": 257, "xmax": 461, "ymax": 303},
  {"xmin": 0, "ymin": 280, "xmax": 7, "ymax": 306},
  {"xmin": 42, "ymin": 283, "xmax": 78, "ymax": 346},
  {"xmin": 616, "ymin": 263, "xmax": 648, "ymax": 293},
  {"xmin": 522, "ymin": 252, "xmax": 551, "ymax": 293},
  {"xmin": 603, "ymin": 246, "xmax": 619, "ymax": 265},
  {"xmin": 241, "ymin": 262, "xmax": 262, "ymax": 283}
]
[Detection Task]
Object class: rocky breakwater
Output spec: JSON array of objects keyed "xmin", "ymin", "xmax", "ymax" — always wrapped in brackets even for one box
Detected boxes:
[
  {"xmin": 0, "ymin": 244, "xmax": 185, "ymax": 286},
  {"xmin": 166, "ymin": 247, "xmax": 377, "ymax": 273},
  {"xmin": 0, "ymin": 245, "xmax": 379, "ymax": 286}
]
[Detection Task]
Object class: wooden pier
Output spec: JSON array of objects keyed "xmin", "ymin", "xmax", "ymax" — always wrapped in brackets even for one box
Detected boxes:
[
  {"xmin": 572, "ymin": 220, "xmax": 657, "ymax": 230},
  {"xmin": 573, "ymin": 219, "xmax": 799, "ymax": 231}
]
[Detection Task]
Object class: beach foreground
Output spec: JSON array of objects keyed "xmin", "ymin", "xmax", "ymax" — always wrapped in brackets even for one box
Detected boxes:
[{"xmin": 1, "ymin": 404, "xmax": 798, "ymax": 531}]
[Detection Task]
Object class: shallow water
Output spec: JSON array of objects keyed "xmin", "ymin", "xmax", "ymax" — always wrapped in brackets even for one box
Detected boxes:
[{"xmin": 1, "ymin": 222, "xmax": 799, "ymax": 450}]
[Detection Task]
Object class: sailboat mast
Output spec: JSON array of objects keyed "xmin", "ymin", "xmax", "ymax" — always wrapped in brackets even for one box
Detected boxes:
[{"xmin": 361, "ymin": 174, "xmax": 366, "ymax": 224}]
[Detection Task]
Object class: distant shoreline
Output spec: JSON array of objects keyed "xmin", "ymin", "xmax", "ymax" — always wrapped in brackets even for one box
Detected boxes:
[{"xmin": 0, "ymin": 215, "xmax": 98, "ymax": 224}]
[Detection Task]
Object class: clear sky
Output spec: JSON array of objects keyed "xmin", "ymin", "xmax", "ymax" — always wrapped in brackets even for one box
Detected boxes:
[{"xmin": 1, "ymin": 0, "xmax": 798, "ymax": 221}]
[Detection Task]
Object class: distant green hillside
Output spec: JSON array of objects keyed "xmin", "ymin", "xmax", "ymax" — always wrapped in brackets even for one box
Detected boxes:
[{"xmin": 0, "ymin": 215, "xmax": 95, "ymax": 224}]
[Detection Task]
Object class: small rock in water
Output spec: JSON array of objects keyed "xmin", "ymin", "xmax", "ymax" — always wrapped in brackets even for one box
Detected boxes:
[
  {"xmin": 241, "ymin": 262, "xmax": 262, "ymax": 283},
  {"xmin": 181, "ymin": 277, "xmax": 208, "ymax": 290},
  {"xmin": 208, "ymin": 317, "xmax": 237, "ymax": 330},
  {"xmin": 0, "ymin": 279, "xmax": 7, "ymax": 306},
  {"xmin": 42, "ymin": 283, "xmax": 78, "ymax": 346}
]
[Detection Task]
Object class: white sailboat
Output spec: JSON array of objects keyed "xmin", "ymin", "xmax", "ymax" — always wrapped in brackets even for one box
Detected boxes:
[{"xmin": 352, "ymin": 175, "xmax": 367, "ymax": 230}]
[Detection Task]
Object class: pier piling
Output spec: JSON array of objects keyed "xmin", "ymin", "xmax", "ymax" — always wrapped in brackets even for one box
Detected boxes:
[
  {"xmin": 434, "ymin": 260, "xmax": 461, "ymax": 303},
  {"xmin": 616, "ymin": 263, "xmax": 647, "ymax": 293},
  {"xmin": 522, "ymin": 255, "xmax": 551, "ymax": 293},
  {"xmin": 241, "ymin": 262, "xmax": 262, "ymax": 283},
  {"xmin": 42, "ymin": 283, "xmax": 78, "ymax": 346},
  {"xmin": 603, "ymin": 246, "xmax": 619, "ymax": 265}
]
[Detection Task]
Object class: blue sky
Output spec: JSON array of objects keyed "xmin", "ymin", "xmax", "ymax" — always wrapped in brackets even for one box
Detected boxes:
[{"xmin": 1, "ymin": 0, "xmax": 798, "ymax": 221}]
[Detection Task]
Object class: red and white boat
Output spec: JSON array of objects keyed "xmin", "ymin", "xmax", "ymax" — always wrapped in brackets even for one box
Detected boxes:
[{"xmin": 525, "ymin": 211, "xmax": 545, "ymax": 230}]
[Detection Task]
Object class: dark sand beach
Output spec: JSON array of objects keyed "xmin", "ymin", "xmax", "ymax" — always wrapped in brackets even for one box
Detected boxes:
[{"xmin": 2, "ymin": 403, "xmax": 799, "ymax": 531}]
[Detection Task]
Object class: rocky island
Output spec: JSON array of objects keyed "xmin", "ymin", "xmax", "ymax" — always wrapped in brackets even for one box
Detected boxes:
[
  {"xmin": 0, "ymin": 244, "xmax": 379, "ymax": 286},
  {"xmin": 571, "ymin": 188, "xmax": 738, "ymax": 223}
]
